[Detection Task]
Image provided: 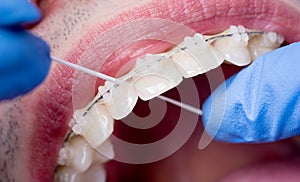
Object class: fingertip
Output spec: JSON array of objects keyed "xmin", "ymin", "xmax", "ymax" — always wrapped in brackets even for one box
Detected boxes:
[
  {"xmin": 202, "ymin": 78, "xmax": 258, "ymax": 143},
  {"xmin": 202, "ymin": 41, "xmax": 300, "ymax": 144},
  {"xmin": 0, "ymin": 0, "xmax": 42, "ymax": 26}
]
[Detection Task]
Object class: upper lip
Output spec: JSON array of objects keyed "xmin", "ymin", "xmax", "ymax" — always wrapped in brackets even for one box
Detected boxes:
[{"xmin": 29, "ymin": 0, "xmax": 300, "ymax": 181}]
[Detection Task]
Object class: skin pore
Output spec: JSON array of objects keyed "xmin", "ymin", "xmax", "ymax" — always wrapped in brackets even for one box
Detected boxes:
[{"xmin": 1, "ymin": 0, "xmax": 300, "ymax": 181}]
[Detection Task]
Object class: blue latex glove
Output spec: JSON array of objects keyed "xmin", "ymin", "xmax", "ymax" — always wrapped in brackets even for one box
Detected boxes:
[
  {"xmin": 202, "ymin": 42, "xmax": 300, "ymax": 143},
  {"xmin": 0, "ymin": 0, "xmax": 51, "ymax": 100}
]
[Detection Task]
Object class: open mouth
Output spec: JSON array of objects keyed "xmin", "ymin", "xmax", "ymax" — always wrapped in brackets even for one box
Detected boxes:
[{"xmin": 15, "ymin": 0, "xmax": 300, "ymax": 181}]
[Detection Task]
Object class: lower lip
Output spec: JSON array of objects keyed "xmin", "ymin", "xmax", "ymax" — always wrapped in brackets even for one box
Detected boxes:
[{"xmin": 29, "ymin": 0, "xmax": 300, "ymax": 181}]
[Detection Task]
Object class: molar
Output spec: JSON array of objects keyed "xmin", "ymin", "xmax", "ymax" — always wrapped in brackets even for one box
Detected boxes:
[{"xmin": 248, "ymin": 31, "xmax": 284, "ymax": 60}]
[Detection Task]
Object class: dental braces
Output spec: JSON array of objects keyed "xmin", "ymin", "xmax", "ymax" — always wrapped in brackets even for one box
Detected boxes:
[
  {"xmin": 60, "ymin": 29, "xmax": 266, "ymax": 143},
  {"xmin": 81, "ymin": 30, "xmax": 265, "ymax": 117}
]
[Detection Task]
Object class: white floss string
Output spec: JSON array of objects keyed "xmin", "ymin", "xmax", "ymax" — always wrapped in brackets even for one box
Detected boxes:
[{"xmin": 52, "ymin": 57, "xmax": 203, "ymax": 116}]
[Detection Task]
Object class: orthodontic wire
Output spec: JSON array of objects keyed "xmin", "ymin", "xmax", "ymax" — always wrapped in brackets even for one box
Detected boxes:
[
  {"xmin": 53, "ymin": 56, "xmax": 203, "ymax": 116},
  {"xmin": 53, "ymin": 31, "xmax": 264, "ymax": 119},
  {"xmin": 56, "ymin": 30, "xmax": 265, "ymax": 143}
]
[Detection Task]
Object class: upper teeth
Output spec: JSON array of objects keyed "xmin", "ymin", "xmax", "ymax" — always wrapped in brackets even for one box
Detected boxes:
[
  {"xmin": 55, "ymin": 25, "xmax": 284, "ymax": 181},
  {"xmin": 99, "ymin": 80, "xmax": 138, "ymax": 120},
  {"xmin": 212, "ymin": 25, "xmax": 252, "ymax": 66},
  {"xmin": 248, "ymin": 31, "xmax": 284, "ymax": 60},
  {"xmin": 172, "ymin": 33, "xmax": 224, "ymax": 78},
  {"xmin": 133, "ymin": 54, "xmax": 183, "ymax": 101}
]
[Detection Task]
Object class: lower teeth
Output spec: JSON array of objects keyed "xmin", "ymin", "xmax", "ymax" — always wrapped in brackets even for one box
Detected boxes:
[
  {"xmin": 54, "ymin": 136, "xmax": 113, "ymax": 182},
  {"xmin": 54, "ymin": 25, "xmax": 284, "ymax": 181}
]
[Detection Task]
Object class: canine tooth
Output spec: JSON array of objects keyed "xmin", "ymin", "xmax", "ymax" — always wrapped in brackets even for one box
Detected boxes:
[
  {"xmin": 66, "ymin": 136, "xmax": 94, "ymax": 172},
  {"xmin": 54, "ymin": 167, "xmax": 78, "ymax": 182},
  {"xmin": 212, "ymin": 26, "xmax": 251, "ymax": 66},
  {"xmin": 73, "ymin": 103, "xmax": 114, "ymax": 149},
  {"xmin": 133, "ymin": 55, "xmax": 183, "ymax": 100},
  {"xmin": 248, "ymin": 32, "xmax": 284, "ymax": 60},
  {"xmin": 99, "ymin": 80, "xmax": 138, "ymax": 120},
  {"xmin": 171, "ymin": 33, "xmax": 224, "ymax": 78}
]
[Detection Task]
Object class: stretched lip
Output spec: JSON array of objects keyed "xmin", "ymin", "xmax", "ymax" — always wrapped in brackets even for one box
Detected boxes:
[{"xmin": 30, "ymin": 0, "xmax": 300, "ymax": 181}]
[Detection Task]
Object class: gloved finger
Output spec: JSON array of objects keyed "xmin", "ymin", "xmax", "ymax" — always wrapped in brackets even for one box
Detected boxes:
[
  {"xmin": 202, "ymin": 41, "xmax": 300, "ymax": 143},
  {"xmin": 0, "ymin": 27, "xmax": 51, "ymax": 100},
  {"xmin": 0, "ymin": 0, "xmax": 41, "ymax": 26}
]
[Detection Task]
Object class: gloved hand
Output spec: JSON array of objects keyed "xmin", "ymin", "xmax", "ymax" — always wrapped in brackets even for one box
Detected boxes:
[
  {"xmin": 0, "ymin": 0, "xmax": 51, "ymax": 100},
  {"xmin": 202, "ymin": 41, "xmax": 300, "ymax": 143}
]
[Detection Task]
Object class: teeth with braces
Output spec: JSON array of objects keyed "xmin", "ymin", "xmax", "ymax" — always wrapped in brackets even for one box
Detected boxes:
[
  {"xmin": 55, "ymin": 25, "xmax": 284, "ymax": 181},
  {"xmin": 72, "ymin": 102, "xmax": 114, "ymax": 150},
  {"xmin": 171, "ymin": 33, "xmax": 224, "ymax": 78},
  {"xmin": 248, "ymin": 31, "xmax": 284, "ymax": 60},
  {"xmin": 133, "ymin": 54, "xmax": 183, "ymax": 101},
  {"xmin": 98, "ymin": 80, "xmax": 138, "ymax": 120},
  {"xmin": 212, "ymin": 25, "xmax": 252, "ymax": 66}
]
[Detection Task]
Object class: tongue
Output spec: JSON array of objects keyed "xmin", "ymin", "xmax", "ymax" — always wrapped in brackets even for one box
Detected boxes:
[{"xmin": 220, "ymin": 158, "xmax": 300, "ymax": 182}]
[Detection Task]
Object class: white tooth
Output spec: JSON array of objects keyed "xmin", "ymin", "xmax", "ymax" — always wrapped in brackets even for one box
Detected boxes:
[
  {"xmin": 94, "ymin": 139, "xmax": 115, "ymax": 163},
  {"xmin": 73, "ymin": 102, "xmax": 114, "ymax": 149},
  {"xmin": 67, "ymin": 136, "xmax": 94, "ymax": 172},
  {"xmin": 99, "ymin": 80, "xmax": 138, "ymax": 120},
  {"xmin": 267, "ymin": 32, "xmax": 277, "ymax": 43},
  {"xmin": 237, "ymin": 25, "xmax": 246, "ymax": 33},
  {"xmin": 248, "ymin": 32, "xmax": 284, "ymax": 60},
  {"xmin": 54, "ymin": 164, "xmax": 106, "ymax": 182},
  {"xmin": 241, "ymin": 33, "xmax": 249, "ymax": 42},
  {"xmin": 57, "ymin": 147, "xmax": 70, "ymax": 166},
  {"xmin": 230, "ymin": 25, "xmax": 239, "ymax": 34},
  {"xmin": 54, "ymin": 167, "xmax": 79, "ymax": 182},
  {"xmin": 133, "ymin": 54, "xmax": 183, "ymax": 101},
  {"xmin": 171, "ymin": 33, "xmax": 224, "ymax": 78},
  {"xmin": 212, "ymin": 26, "xmax": 251, "ymax": 66}
]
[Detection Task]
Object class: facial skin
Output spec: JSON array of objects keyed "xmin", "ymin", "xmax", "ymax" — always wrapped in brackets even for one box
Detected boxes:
[{"xmin": 1, "ymin": 0, "xmax": 300, "ymax": 181}]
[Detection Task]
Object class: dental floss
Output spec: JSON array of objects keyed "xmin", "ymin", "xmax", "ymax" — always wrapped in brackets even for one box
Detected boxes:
[
  {"xmin": 52, "ymin": 57, "xmax": 122, "ymax": 84},
  {"xmin": 157, "ymin": 95, "xmax": 202, "ymax": 116},
  {"xmin": 52, "ymin": 31, "xmax": 265, "ymax": 117},
  {"xmin": 51, "ymin": 56, "xmax": 202, "ymax": 116}
]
